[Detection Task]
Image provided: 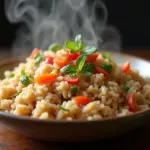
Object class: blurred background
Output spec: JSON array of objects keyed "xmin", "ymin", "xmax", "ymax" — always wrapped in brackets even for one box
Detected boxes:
[{"xmin": 0, "ymin": 0, "xmax": 150, "ymax": 51}]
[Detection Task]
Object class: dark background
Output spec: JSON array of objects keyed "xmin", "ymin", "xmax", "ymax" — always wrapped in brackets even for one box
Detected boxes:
[{"xmin": 0, "ymin": 0, "xmax": 150, "ymax": 50}]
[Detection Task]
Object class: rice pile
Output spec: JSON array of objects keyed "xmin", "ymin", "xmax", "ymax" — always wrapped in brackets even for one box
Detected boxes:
[{"xmin": 0, "ymin": 35, "xmax": 150, "ymax": 121}]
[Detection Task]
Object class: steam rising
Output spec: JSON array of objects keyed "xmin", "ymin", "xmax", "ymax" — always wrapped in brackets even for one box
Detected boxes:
[{"xmin": 5, "ymin": 0, "xmax": 121, "ymax": 56}]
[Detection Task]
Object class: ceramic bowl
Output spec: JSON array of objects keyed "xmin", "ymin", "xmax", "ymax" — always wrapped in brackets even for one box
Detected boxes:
[{"xmin": 0, "ymin": 53, "xmax": 150, "ymax": 142}]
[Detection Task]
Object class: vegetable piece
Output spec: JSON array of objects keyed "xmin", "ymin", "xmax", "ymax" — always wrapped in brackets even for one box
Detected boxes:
[
  {"xmin": 76, "ymin": 54, "xmax": 86, "ymax": 72},
  {"xmin": 9, "ymin": 73, "xmax": 15, "ymax": 78},
  {"xmin": 70, "ymin": 85, "xmax": 78, "ymax": 94},
  {"xmin": 13, "ymin": 90, "xmax": 21, "ymax": 97},
  {"xmin": 82, "ymin": 63, "xmax": 95, "ymax": 76},
  {"xmin": 30, "ymin": 48, "xmax": 39, "ymax": 58},
  {"xmin": 74, "ymin": 96, "xmax": 91, "ymax": 105},
  {"xmin": 20, "ymin": 76, "xmax": 30, "ymax": 86},
  {"xmin": 35, "ymin": 52, "xmax": 43, "ymax": 66},
  {"xmin": 35, "ymin": 73, "xmax": 57, "ymax": 84},
  {"xmin": 94, "ymin": 67, "xmax": 110, "ymax": 77},
  {"xmin": 58, "ymin": 105, "xmax": 70, "ymax": 112},
  {"xmin": 81, "ymin": 46, "xmax": 98, "ymax": 55},
  {"xmin": 69, "ymin": 52, "xmax": 80, "ymax": 60},
  {"xmin": 75, "ymin": 34, "xmax": 82, "ymax": 49},
  {"xmin": 65, "ymin": 78, "xmax": 79, "ymax": 85},
  {"xmin": 86, "ymin": 53, "xmax": 99, "ymax": 62},
  {"xmin": 65, "ymin": 41, "xmax": 76, "ymax": 51},
  {"xmin": 53, "ymin": 56, "xmax": 69, "ymax": 68},
  {"xmin": 128, "ymin": 93, "xmax": 136, "ymax": 112},
  {"xmin": 124, "ymin": 85, "xmax": 130, "ymax": 92},
  {"xmin": 48, "ymin": 43, "xmax": 61, "ymax": 52},
  {"xmin": 102, "ymin": 52, "xmax": 112, "ymax": 61},
  {"xmin": 45, "ymin": 56, "xmax": 54, "ymax": 64},
  {"xmin": 120, "ymin": 61, "xmax": 130, "ymax": 73},
  {"xmin": 21, "ymin": 69, "xmax": 26, "ymax": 76},
  {"xmin": 101, "ymin": 63, "xmax": 113, "ymax": 73},
  {"xmin": 60, "ymin": 65, "xmax": 76, "ymax": 75}
]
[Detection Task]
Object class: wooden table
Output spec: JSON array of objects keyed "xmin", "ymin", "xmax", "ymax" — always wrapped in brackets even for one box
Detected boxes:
[{"xmin": 0, "ymin": 49, "xmax": 150, "ymax": 150}]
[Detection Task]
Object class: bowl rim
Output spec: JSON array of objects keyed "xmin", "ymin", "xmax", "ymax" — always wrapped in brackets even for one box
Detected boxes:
[{"xmin": 0, "ymin": 52, "xmax": 150, "ymax": 124}]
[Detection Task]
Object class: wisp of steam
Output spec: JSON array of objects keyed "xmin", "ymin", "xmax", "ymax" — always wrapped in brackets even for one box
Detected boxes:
[{"xmin": 5, "ymin": 0, "xmax": 121, "ymax": 56}]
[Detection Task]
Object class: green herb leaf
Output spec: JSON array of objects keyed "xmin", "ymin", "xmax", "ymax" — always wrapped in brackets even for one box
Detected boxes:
[
  {"xmin": 124, "ymin": 85, "xmax": 130, "ymax": 92},
  {"xmin": 21, "ymin": 69, "xmax": 26, "ymax": 76},
  {"xmin": 70, "ymin": 85, "xmax": 78, "ymax": 94},
  {"xmin": 82, "ymin": 63, "xmax": 95, "ymax": 73},
  {"xmin": 35, "ymin": 52, "xmax": 43, "ymax": 66},
  {"xmin": 102, "ymin": 52, "xmax": 112, "ymax": 61},
  {"xmin": 81, "ymin": 46, "xmax": 98, "ymax": 55},
  {"xmin": 65, "ymin": 41, "xmax": 76, "ymax": 51},
  {"xmin": 13, "ymin": 90, "xmax": 21, "ymax": 97},
  {"xmin": 70, "ymin": 72, "xmax": 77, "ymax": 77},
  {"xmin": 76, "ymin": 54, "xmax": 86, "ymax": 72},
  {"xmin": 48, "ymin": 43, "xmax": 61, "ymax": 52},
  {"xmin": 101, "ymin": 63, "xmax": 113, "ymax": 73},
  {"xmin": 75, "ymin": 34, "xmax": 82, "ymax": 50},
  {"xmin": 20, "ymin": 76, "xmax": 30, "ymax": 86},
  {"xmin": 9, "ymin": 73, "xmax": 15, "ymax": 78},
  {"xmin": 58, "ymin": 105, "xmax": 70, "ymax": 112},
  {"xmin": 82, "ymin": 71, "xmax": 92, "ymax": 76},
  {"xmin": 60, "ymin": 65, "xmax": 76, "ymax": 75}
]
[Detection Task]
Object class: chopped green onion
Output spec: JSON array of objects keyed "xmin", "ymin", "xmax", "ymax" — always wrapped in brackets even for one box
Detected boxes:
[
  {"xmin": 20, "ymin": 76, "xmax": 30, "ymax": 86},
  {"xmin": 21, "ymin": 69, "xmax": 26, "ymax": 76},
  {"xmin": 35, "ymin": 52, "xmax": 43, "ymax": 66},
  {"xmin": 124, "ymin": 85, "xmax": 130, "ymax": 92},
  {"xmin": 58, "ymin": 105, "xmax": 70, "ymax": 112},
  {"xmin": 102, "ymin": 52, "xmax": 112, "ymax": 61},
  {"xmin": 13, "ymin": 90, "xmax": 21, "ymax": 97},
  {"xmin": 9, "ymin": 73, "xmax": 15, "ymax": 78},
  {"xmin": 70, "ymin": 85, "xmax": 78, "ymax": 94},
  {"xmin": 101, "ymin": 63, "xmax": 113, "ymax": 73},
  {"xmin": 48, "ymin": 43, "xmax": 61, "ymax": 52}
]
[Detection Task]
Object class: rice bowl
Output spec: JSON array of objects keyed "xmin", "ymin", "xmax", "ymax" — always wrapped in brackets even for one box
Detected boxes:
[{"xmin": 0, "ymin": 35, "xmax": 150, "ymax": 121}]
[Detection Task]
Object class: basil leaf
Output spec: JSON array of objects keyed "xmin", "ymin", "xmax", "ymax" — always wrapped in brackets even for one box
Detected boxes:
[
  {"xmin": 65, "ymin": 41, "xmax": 76, "ymax": 51},
  {"xmin": 20, "ymin": 76, "xmax": 30, "ymax": 86},
  {"xmin": 60, "ymin": 65, "xmax": 76, "ymax": 75},
  {"xmin": 82, "ymin": 63, "xmax": 95, "ymax": 73},
  {"xmin": 76, "ymin": 54, "xmax": 86, "ymax": 72},
  {"xmin": 35, "ymin": 52, "xmax": 43, "ymax": 66},
  {"xmin": 101, "ymin": 63, "xmax": 112, "ymax": 73},
  {"xmin": 81, "ymin": 46, "xmax": 98, "ymax": 55},
  {"xmin": 9, "ymin": 73, "xmax": 15, "ymax": 78},
  {"xmin": 70, "ymin": 85, "xmax": 78, "ymax": 94},
  {"xmin": 58, "ymin": 105, "xmax": 70, "ymax": 112},
  {"xmin": 48, "ymin": 43, "xmax": 61, "ymax": 52},
  {"xmin": 70, "ymin": 72, "xmax": 77, "ymax": 77},
  {"xmin": 82, "ymin": 71, "xmax": 92, "ymax": 76},
  {"xmin": 75, "ymin": 34, "xmax": 82, "ymax": 49},
  {"xmin": 21, "ymin": 70, "xmax": 26, "ymax": 76}
]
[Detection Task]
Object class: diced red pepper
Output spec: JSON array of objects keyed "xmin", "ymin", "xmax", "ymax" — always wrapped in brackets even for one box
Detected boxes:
[
  {"xmin": 30, "ymin": 48, "xmax": 39, "ymax": 58},
  {"xmin": 65, "ymin": 78, "xmax": 79, "ymax": 85},
  {"xmin": 128, "ymin": 93, "xmax": 136, "ymax": 112},
  {"xmin": 69, "ymin": 52, "xmax": 80, "ymax": 60},
  {"xmin": 94, "ymin": 67, "xmax": 110, "ymax": 77},
  {"xmin": 86, "ymin": 53, "xmax": 99, "ymax": 62},
  {"xmin": 120, "ymin": 61, "xmax": 130, "ymax": 73},
  {"xmin": 74, "ymin": 96, "xmax": 91, "ymax": 105},
  {"xmin": 45, "ymin": 56, "xmax": 54, "ymax": 64}
]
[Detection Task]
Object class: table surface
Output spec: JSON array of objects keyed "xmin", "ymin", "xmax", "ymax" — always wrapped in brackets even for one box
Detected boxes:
[{"xmin": 0, "ymin": 49, "xmax": 150, "ymax": 150}]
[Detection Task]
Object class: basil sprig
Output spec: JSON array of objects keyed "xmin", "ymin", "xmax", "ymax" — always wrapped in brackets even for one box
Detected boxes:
[
  {"xmin": 48, "ymin": 43, "xmax": 62, "ymax": 52},
  {"xmin": 61, "ymin": 54, "xmax": 95, "ymax": 77}
]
